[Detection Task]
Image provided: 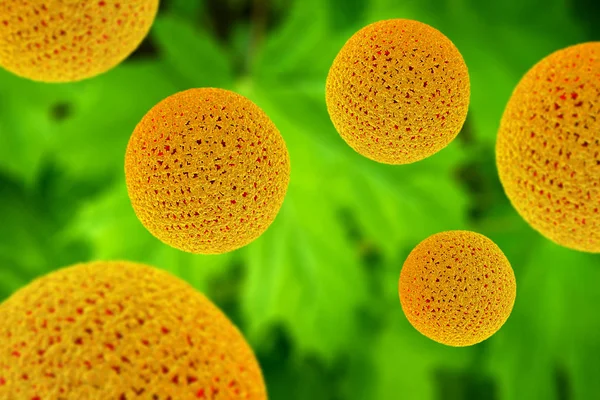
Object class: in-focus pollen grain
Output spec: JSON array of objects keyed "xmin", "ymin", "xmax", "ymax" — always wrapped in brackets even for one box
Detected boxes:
[
  {"xmin": 326, "ymin": 19, "xmax": 470, "ymax": 164},
  {"xmin": 125, "ymin": 88, "xmax": 290, "ymax": 254},
  {"xmin": 399, "ymin": 231, "xmax": 516, "ymax": 347}
]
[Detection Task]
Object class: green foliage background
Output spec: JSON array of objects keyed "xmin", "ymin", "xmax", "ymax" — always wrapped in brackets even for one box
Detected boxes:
[{"xmin": 0, "ymin": 0, "xmax": 599, "ymax": 398}]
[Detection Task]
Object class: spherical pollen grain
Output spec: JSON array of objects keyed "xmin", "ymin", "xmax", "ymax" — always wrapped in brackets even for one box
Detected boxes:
[
  {"xmin": 496, "ymin": 42, "xmax": 600, "ymax": 253},
  {"xmin": 325, "ymin": 19, "xmax": 470, "ymax": 164},
  {"xmin": 399, "ymin": 231, "xmax": 516, "ymax": 347},
  {"xmin": 0, "ymin": 0, "xmax": 159, "ymax": 82},
  {"xmin": 0, "ymin": 261, "xmax": 267, "ymax": 399},
  {"xmin": 125, "ymin": 88, "xmax": 291, "ymax": 255}
]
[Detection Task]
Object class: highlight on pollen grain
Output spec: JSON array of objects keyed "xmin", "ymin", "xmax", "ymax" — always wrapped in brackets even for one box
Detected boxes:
[
  {"xmin": 0, "ymin": 0, "xmax": 159, "ymax": 82},
  {"xmin": 496, "ymin": 42, "xmax": 600, "ymax": 253},
  {"xmin": 125, "ymin": 88, "xmax": 290, "ymax": 255},
  {"xmin": 326, "ymin": 19, "xmax": 470, "ymax": 165},
  {"xmin": 0, "ymin": 261, "xmax": 267, "ymax": 400},
  {"xmin": 399, "ymin": 231, "xmax": 516, "ymax": 347}
]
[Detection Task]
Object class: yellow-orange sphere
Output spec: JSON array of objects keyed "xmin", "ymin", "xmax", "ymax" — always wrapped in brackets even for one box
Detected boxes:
[
  {"xmin": 325, "ymin": 19, "xmax": 470, "ymax": 164},
  {"xmin": 0, "ymin": 0, "xmax": 158, "ymax": 82},
  {"xmin": 125, "ymin": 88, "xmax": 290, "ymax": 254},
  {"xmin": 497, "ymin": 42, "xmax": 600, "ymax": 252},
  {"xmin": 399, "ymin": 231, "xmax": 516, "ymax": 346},
  {"xmin": 0, "ymin": 261, "xmax": 267, "ymax": 400}
]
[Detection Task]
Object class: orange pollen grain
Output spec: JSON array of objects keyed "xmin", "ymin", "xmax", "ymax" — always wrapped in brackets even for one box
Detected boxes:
[
  {"xmin": 399, "ymin": 230, "xmax": 516, "ymax": 347},
  {"xmin": 125, "ymin": 88, "xmax": 290, "ymax": 255},
  {"xmin": 325, "ymin": 19, "xmax": 470, "ymax": 165},
  {"xmin": 0, "ymin": 261, "xmax": 267, "ymax": 399},
  {"xmin": 0, "ymin": 0, "xmax": 159, "ymax": 82},
  {"xmin": 496, "ymin": 42, "xmax": 600, "ymax": 253}
]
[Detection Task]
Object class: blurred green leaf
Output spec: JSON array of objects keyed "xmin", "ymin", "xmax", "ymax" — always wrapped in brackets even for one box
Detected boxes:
[
  {"xmin": 242, "ymin": 163, "xmax": 369, "ymax": 361},
  {"xmin": 433, "ymin": 0, "xmax": 584, "ymax": 145},
  {"xmin": 327, "ymin": 0, "xmax": 367, "ymax": 32},
  {"xmin": 0, "ymin": 166, "xmax": 95, "ymax": 301},
  {"xmin": 371, "ymin": 315, "xmax": 473, "ymax": 400},
  {"xmin": 48, "ymin": 61, "xmax": 178, "ymax": 180},
  {"xmin": 0, "ymin": 267, "xmax": 24, "ymax": 301},
  {"xmin": 366, "ymin": 0, "xmax": 421, "ymax": 22},
  {"xmin": 253, "ymin": 0, "xmax": 336, "ymax": 86},
  {"xmin": 167, "ymin": 0, "xmax": 205, "ymax": 17},
  {"xmin": 152, "ymin": 14, "xmax": 233, "ymax": 88},
  {"xmin": 0, "ymin": 70, "xmax": 72, "ymax": 185},
  {"xmin": 66, "ymin": 181, "xmax": 237, "ymax": 295}
]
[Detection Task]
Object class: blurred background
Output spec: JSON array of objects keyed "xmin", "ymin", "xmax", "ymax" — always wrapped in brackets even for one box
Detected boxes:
[{"xmin": 0, "ymin": 0, "xmax": 599, "ymax": 399}]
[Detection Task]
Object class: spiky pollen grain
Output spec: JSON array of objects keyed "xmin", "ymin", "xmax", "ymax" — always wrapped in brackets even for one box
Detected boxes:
[
  {"xmin": 497, "ymin": 42, "xmax": 600, "ymax": 253},
  {"xmin": 0, "ymin": 261, "xmax": 267, "ymax": 400},
  {"xmin": 399, "ymin": 231, "xmax": 516, "ymax": 347},
  {"xmin": 326, "ymin": 19, "xmax": 470, "ymax": 165}
]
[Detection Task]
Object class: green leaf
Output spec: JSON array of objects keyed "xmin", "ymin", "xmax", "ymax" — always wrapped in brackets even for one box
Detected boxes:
[
  {"xmin": 242, "ymin": 180, "xmax": 368, "ymax": 361},
  {"xmin": 432, "ymin": 0, "xmax": 585, "ymax": 145},
  {"xmin": 65, "ymin": 181, "xmax": 236, "ymax": 295},
  {"xmin": 326, "ymin": 0, "xmax": 367, "ymax": 32},
  {"xmin": 0, "ymin": 167, "xmax": 96, "ymax": 301},
  {"xmin": 48, "ymin": 61, "xmax": 178, "ymax": 180},
  {"xmin": 166, "ymin": 0, "xmax": 205, "ymax": 17},
  {"xmin": 371, "ymin": 316, "xmax": 473, "ymax": 400},
  {"xmin": 253, "ymin": 0, "xmax": 335, "ymax": 86},
  {"xmin": 0, "ymin": 70, "xmax": 72, "ymax": 185},
  {"xmin": 237, "ymin": 89, "xmax": 369, "ymax": 361},
  {"xmin": 366, "ymin": 0, "xmax": 423, "ymax": 21},
  {"xmin": 0, "ymin": 267, "xmax": 24, "ymax": 302},
  {"xmin": 152, "ymin": 14, "xmax": 233, "ymax": 88}
]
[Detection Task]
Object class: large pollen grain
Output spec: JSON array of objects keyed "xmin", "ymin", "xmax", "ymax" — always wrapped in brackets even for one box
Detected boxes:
[
  {"xmin": 125, "ymin": 88, "xmax": 290, "ymax": 254},
  {"xmin": 0, "ymin": 261, "xmax": 267, "ymax": 400},
  {"xmin": 326, "ymin": 19, "xmax": 470, "ymax": 164},
  {"xmin": 399, "ymin": 231, "xmax": 516, "ymax": 347},
  {"xmin": 0, "ymin": 0, "xmax": 158, "ymax": 82},
  {"xmin": 497, "ymin": 42, "xmax": 600, "ymax": 252}
]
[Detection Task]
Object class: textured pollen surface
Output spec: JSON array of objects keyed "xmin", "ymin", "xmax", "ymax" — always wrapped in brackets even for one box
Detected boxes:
[
  {"xmin": 497, "ymin": 42, "xmax": 600, "ymax": 252},
  {"xmin": 399, "ymin": 231, "xmax": 516, "ymax": 347},
  {"xmin": 0, "ymin": 261, "xmax": 267, "ymax": 400},
  {"xmin": 325, "ymin": 19, "xmax": 470, "ymax": 164},
  {"xmin": 125, "ymin": 88, "xmax": 290, "ymax": 254},
  {"xmin": 0, "ymin": 0, "xmax": 158, "ymax": 82}
]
